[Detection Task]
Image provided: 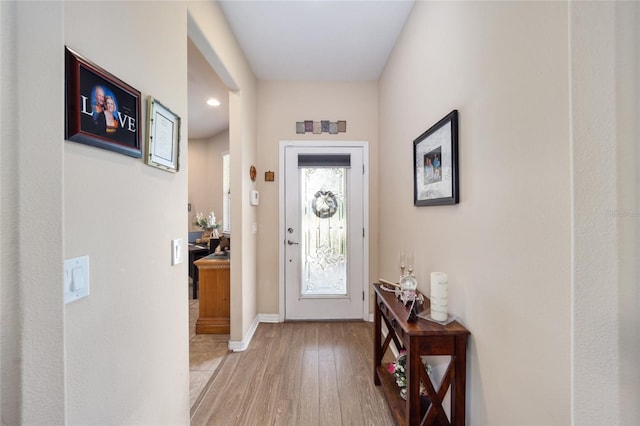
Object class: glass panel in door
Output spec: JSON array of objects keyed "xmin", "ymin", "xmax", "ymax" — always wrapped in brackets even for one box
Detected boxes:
[{"xmin": 300, "ymin": 167, "xmax": 347, "ymax": 296}]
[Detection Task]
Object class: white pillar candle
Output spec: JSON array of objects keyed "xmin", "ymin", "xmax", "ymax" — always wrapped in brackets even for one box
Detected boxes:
[{"xmin": 430, "ymin": 272, "xmax": 448, "ymax": 321}]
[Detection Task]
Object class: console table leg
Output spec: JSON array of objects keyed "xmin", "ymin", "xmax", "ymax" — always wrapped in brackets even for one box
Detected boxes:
[
  {"xmin": 407, "ymin": 343, "xmax": 422, "ymax": 426},
  {"xmin": 452, "ymin": 335, "xmax": 468, "ymax": 425},
  {"xmin": 374, "ymin": 295, "xmax": 382, "ymax": 386}
]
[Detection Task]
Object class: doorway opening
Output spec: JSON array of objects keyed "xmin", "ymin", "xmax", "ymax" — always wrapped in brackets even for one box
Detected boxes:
[{"xmin": 186, "ymin": 34, "xmax": 231, "ymax": 411}]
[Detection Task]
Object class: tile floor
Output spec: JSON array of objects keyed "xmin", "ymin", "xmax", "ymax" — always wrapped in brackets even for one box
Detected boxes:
[{"xmin": 189, "ymin": 285, "xmax": 230, "ymax": 411}]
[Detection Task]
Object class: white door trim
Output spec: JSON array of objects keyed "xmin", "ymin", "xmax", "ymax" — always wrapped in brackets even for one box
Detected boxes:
[{"xmin": 278, "ymin": 140, "xmax": 369, "ymax": 321}]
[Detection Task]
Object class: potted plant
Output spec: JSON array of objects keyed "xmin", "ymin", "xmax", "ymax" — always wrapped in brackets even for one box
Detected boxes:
[
  {"xmin": 387, "ymin": 350, "xmax": 432, "ymax": 400},
  {"xmin": 193, "ymin": 211, "xmax": 222, "ymax": 251}
]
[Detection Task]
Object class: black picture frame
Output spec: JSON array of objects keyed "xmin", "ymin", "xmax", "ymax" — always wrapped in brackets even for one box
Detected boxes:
[
  {"xmin": 65, "ymin": 47, "xmax": 141, "ymax": 158},
  {"xmin": 413, "ymin": 110, "xmax": 459, "ymax": 206}
]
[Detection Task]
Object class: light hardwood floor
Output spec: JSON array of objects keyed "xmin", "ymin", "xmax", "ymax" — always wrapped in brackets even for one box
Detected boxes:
[{"xmin": 190, "ymin": 321, "xmax": 395, "ymax": 426}]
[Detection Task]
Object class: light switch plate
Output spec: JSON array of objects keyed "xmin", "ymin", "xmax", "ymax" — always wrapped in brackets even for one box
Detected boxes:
[
  {"xmin": 64, "ymin": 255, "xmax": 89, "ymax": 304},
  {"xmin": 172, "ymin": 238, "xmax": 183, "ymax": 265}
]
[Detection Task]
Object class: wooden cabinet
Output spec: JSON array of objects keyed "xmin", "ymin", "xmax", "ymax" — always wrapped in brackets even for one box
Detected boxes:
[
  {"xmin": 373, "ymin": 283, "xmax": 470, "ymax": 425},
  {"xmin": 194, "ymin": 257, "xmax": 230, "ymax": 334}
]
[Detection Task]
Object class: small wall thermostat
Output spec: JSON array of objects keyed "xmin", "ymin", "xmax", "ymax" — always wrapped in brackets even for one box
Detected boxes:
[{"xmin": 250, "ymin": 190, "xmax": 260, "ymax": 205}]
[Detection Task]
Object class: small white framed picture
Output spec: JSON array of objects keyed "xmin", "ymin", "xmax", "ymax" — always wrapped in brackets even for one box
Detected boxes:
[{"xmin": 145, "ymin": 96, "xmax": 181, "ymax": 172}]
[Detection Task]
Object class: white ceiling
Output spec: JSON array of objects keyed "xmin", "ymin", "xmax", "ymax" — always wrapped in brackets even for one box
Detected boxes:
[
  {"xmin": 187, "ymin": 38, "xmax": 230, "ymax": 139},
  {"xmin": 187, "ymin": 0, "xmax": 415, "ymax": 139}
]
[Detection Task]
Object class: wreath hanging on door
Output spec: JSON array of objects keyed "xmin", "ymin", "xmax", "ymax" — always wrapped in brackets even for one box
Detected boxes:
[{"xmin": 311, "ymin": 190, "xmax": 338, "ymax": 218}]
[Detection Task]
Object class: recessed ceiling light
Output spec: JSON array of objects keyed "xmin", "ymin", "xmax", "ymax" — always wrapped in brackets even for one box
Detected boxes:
[{"xmin": 207, "ymin": 98, "xmax": 221, "ymax": 107}]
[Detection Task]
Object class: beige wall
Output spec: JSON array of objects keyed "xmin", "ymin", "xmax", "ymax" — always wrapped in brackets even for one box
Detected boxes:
[
  {"xmin": 1, "ymin": 0, "xmax": 258, "ymax": 423},
  {"xmin": 1, "ymin": 2, "xmax": 66, "ymax": 424},
  {"xmin": 255, "ymin": 81, "xmax": 379, "ymax": 316},
  {"xmin": 188, "ymin": 131, "xmax": 229, "ymax": 232},
  {"xmin": 63, "ymin": 2, "xmax": 190, "ymax": 424},
  {"xmin": 380, "ymin": 1, "xmax": 640, "ymax": 424},
  {"xmin": 379, "ymin": 2, "xmax": 571, "ymax": 423},
  {"xmin": 571, "ymin": 2, "xmax": 640, "ymax": 424}
]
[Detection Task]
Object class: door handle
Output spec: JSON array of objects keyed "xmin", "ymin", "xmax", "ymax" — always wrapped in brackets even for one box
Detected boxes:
[{"xmin": 287, "ymin": 240, "xmax": 299, "ymax": 245}]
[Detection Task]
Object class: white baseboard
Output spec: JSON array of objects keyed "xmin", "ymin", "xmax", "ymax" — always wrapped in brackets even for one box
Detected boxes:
[
  {"xmin": 258, "ymin": 313, "xmax": 280, "ymax": 323},
  {"xmin": 227, "ymin": 313, "xmax": 281, "ymax": 352},
  {"xmin": 368, "ymin": 312, "xmax": 374, "ymax": 322},
  {"xmin": 228, "ymin": 315, "xmax": 260, "ymax": 352}
]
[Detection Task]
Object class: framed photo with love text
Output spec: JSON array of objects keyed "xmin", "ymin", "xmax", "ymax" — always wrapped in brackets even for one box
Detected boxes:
[{"xmin": 65, "ymin": 47, "xmax": 141, "ymax": 158}]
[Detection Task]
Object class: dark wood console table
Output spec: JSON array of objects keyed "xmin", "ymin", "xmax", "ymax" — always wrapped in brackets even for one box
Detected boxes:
[
  {"xmin": 188, "ymin": 244, "xmax": 209, "ymax": 299},
  {"xmin": 373, "ymin": 283, "xmax": 470, "ymax": 426}
]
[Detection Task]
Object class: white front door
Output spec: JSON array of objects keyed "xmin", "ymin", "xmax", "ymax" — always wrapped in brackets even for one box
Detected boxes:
[{"xmin": 283, "ymin": 143, "xmax": 367, "ymax": 320}]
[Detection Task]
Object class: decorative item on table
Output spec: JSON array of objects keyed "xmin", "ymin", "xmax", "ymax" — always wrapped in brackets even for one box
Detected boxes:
[
  {"xmin": 387, "ymin": 350, "xmax": 432, "ymax": 400},
  {"xmin": 398, "ymin": 251, "xmax": 406, "ymax": 280},
  {"xmin": 378, "ymin": 278, "xmax": 401, "ymax": 293},
  {"xmin": 406, "ymin": 298, "xmax": 420, "ymax": 323},
  {"xmin": 417, "ymin": 271, "xmax": 458, "ymax": 325},
  {"xmin": 398, "ymin": 251, "xmax": 420, "ymax": 305},
  {"xmin": 208, "ymin": 237, "xmax": 220, "ymax": 254},
  {"xmin": 398, "ymin": 251, "xmax": 415, "ymax": 279},
  {"xmin": 193, "ymin": 211, "xmax": 222, "ymax": 244},
  {"xmin": 430, "ymin": 272, "xmax": 448, "ymax": 321},
  {"xmin": 218, "ymin": 234, "xmax": 230, "ymax": 252},
  {"xmin": 399, "ymin": 274, "xmax": 419, "ymax": 305}
]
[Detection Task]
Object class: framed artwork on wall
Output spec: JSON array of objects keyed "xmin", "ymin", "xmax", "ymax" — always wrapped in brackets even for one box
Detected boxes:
[
  {"xmin": 145, "ymin": 96, "xmax": 181, "ymax": 172},
  {"xmin": 64, "ymin": 47, "xmax": 141, "ymax": 158},
  {"xmin": 413, "ymin": 110, "xmax": 459, "ymax": 206}
]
